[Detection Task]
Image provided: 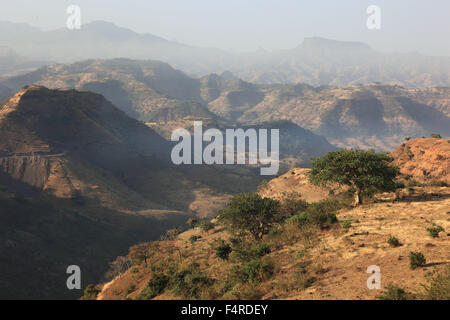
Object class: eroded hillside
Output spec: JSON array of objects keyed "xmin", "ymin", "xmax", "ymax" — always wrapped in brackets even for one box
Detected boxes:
[{"xmin": 3, "ymin": 60, "xmax": 449, "ymax": 150}]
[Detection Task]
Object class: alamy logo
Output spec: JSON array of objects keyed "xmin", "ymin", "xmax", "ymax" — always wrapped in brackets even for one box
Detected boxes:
[{"xmin": 171, "ymin": 121, "xmax": 279, "ymax": 175}]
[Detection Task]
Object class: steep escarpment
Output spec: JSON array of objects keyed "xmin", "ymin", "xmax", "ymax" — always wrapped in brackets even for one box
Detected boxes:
[{"xmin": 391, "ymin": 138, "xmax": 450, "ymax": 184}]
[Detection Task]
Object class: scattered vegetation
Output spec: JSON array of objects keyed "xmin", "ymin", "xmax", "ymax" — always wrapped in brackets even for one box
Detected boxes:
[{"xmin": 215, "ymin": 241, "xmax": 232, "ymax": 260}]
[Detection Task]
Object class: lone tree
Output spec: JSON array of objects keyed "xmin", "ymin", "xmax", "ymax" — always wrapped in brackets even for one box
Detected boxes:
[
  {"xmin": 309, "ymin": 149, "xmax": 400, "ymax": 206},
  {"xmin": 218, "ymin": 193, "xmax": 281, "ymax": 240}
]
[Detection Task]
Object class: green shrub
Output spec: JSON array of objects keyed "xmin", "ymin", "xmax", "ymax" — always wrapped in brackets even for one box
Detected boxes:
[
  {"xmin": 186, "ymin": 217, "xmax": 198, "ymax": 228},
  {"xmin": 341, "ymin": 219, "xmax": 352, "ymax": 230},
  {"xmin": 430, "ymin": 133, "xmax": 442, "ymax": 139},
  {"xmin": 138, "ymin": 273, "xmax": 169, "ymax": 300},
  {"xmin": 253, "ymin": 242, "xmax": 271, "ymax": 257},
  {"xmin": 216, "ymin": 242, "xmax": 232, "ymax": 260},
  {"xmin": 242, "ymin": 259, "xmax": 274, "ymax": 283},
  {"xmin": 199, "ymin": 220, "xmax": 215, "ymax": 232},
  {"xmin": 126, "ymin": 284, "xmax": 136, "ymax": 295},
  {"xmin": 189, "ymin": 235, "xmax": 202, "ymax": 244},
  {"xmin": 286, "ymin": 199, "xmax": 340, "ymax": 230},
  {"xmin": 294, "ymin": 261, "xmax": 315, "ymax": 289},
  {"xmin": 218, "ymin": 193, "xmax": 282, "ymax": 240},
  {"xmin": 305, "ymin": 199, "xmax": 340, "ymax": 228},
  {"xmin": 171, "ymin": 264, "xmax": 214, "ymax": 299},
  {"xmin": 377, "ymin": 284, "xmax": 409, "ymax": 300},
  {"xmin": 423, "ymin": 266, "xmax": 450, "ymax": 300},
  {"xmin": 426, "ymin": 225, "xmax": 444, "ymax": 238},
  {"xmin": 387, "ymin": 236, "xmax": 401, "ymax": 247},
  {"xmin": 409, "ymin": 251, "xmax": 426, "ymax": 270},
  {"xmin": 286, "ymin": 212, "xmax": 309, "ymax": 227}
]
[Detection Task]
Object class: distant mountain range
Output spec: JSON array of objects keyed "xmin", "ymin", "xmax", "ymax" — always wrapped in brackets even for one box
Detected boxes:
[
  {"xmin": 3, "ymin": 58, "xmax": 449, "ymax": 150},
  {"xmin": 0, "ymin": 20, "xmax": 449, "ymax": 87}
]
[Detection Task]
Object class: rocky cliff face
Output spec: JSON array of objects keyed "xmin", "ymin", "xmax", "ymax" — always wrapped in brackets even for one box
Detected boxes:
[{"xmin": 391, "ymin": 138, "xmax": 450, "ymax": 184}]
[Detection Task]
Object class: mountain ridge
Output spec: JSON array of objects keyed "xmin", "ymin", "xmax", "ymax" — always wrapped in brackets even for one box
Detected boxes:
[{"xmin": 0, "ymin": 20, "xmax": 448, "ymax": 87}]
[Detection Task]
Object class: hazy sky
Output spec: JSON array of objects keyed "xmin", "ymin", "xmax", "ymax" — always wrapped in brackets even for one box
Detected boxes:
[{"xmin": 1, "ymin": 0, "xmax": 449, "ymax": 55}]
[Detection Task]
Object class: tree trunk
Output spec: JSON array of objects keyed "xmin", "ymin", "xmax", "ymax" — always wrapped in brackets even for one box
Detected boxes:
[{"xmin": 353, "ymin": 188, "xmax": 362, "ymax": 206}]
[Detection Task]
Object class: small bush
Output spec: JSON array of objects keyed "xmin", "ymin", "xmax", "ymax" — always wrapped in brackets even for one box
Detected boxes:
[
  {"xmin": 295, "ymin": 249, "xmax": 306, "ymax": 259},
  {"xmin": 430, "ymin": 133, "xmax": 442, "ymax": 139},
  {"xmin": 242, "ymin": 259, "xmax": 274, "ymax": 283},
  {"xmin": 82, "ymin": 284, "xmax": 100, "ymax": 300},
  {"xmin": 216, "ymin": 242, "xmax": 232, "ymax": 260},
  {"xmin": 286, "ymin": 199, "xmax": 340, "ymax": 230},
  {"xmin": 286, "ymin": 212, "xmax": 309, "ymax": 228},
  {"xmin": 189, "ymin": 235, "xmax": 202, "ymax": 244},
  {"xmin": 409, "ymin": 251, "xmax": 426, "ymax": 270},
  {"xmin": 253, "ymin": 242, "xmax": 271, "ymax": 257},
  {"xmin": 426, "ymin": 225, "xmax": 444, "ymax": 238},
  {"xmin": 294, "ymin": 261, "xmax": 315, "ymax": 289},
  {"xmin": 279, "ymin": 192, "xmax": 308, "ymax": 218},
  {"xmin": 387, "ymin": 236, "xmax": 401, "ymax": 247},
  {"xmin": 377, "ymin": 284, "xmax": 409, "ymax": 300}
]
